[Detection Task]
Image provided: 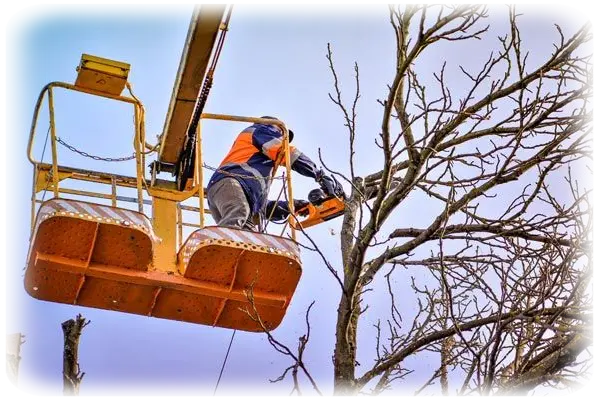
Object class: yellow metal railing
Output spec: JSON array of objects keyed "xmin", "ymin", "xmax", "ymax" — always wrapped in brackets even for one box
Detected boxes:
[
  {"xmin": 27, "ymin": 81, "xmax": 152, "ymax": 217},
  {"xmin": 28, "ymin": 83, "xmax": 298, "ymax": 243}
]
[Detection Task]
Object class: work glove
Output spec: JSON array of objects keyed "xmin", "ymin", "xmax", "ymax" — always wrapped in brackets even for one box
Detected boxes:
[
  {"xmin": 284, "ymin": 199, "xmax": 311, "ymax": 217},
  {"xmin": 294, "ymin": 199, "xmax": 310, "ymax": 216},
  {"xmin": 265, "ymin": 200, "xmax": 310, "ymax": 221},
  {"xmin": 317, "ymin": 173, "xmax": 337, "ymax": 197}
]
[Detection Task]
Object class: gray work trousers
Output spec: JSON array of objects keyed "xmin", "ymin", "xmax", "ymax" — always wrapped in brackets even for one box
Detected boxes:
[{"xmin": 207, "ymin": 177, "xmax": 256, "ymax": 230}]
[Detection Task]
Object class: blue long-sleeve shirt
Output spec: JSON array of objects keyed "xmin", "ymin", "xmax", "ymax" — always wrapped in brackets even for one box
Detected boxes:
[{"xmin": 207, "ymin": 123, "xmax": 319, "ymax": 215}]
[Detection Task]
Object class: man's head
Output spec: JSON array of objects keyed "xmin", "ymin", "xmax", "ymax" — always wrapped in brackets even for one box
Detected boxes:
[{"xmin": 260, "ymin": 116, "xmax": 294, "ymax": 142}]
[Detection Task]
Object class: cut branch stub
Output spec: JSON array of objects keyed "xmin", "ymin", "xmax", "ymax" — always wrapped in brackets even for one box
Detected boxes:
[{"xmin": 62, "ymin": 314, "xmax": 90, "ymax": 396}]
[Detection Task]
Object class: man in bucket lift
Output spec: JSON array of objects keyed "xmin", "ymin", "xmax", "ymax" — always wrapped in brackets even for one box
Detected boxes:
[{"xmin": 206, "ymin": 117, "xmax": 338, "ymax": 231}]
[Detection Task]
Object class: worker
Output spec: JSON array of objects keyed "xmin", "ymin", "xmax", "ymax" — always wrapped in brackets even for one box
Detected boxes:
[{"xmin": 206, "ymin": 117, "xmax": 338, "ymax": 231}]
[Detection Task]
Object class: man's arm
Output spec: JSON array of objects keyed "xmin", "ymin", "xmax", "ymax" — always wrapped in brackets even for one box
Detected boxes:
[
  {"xmin": 289, "ymin": 149, "xmax": 342, "ymax": 198},
  {"xmin": 252, "ymin": 125, "xmax": 336, "ymax": 193},
  {"xmin": 252, "ymin": 125, "xmax": 320, "ymax": 177},
  {"xmin": 288, "ymin": 147, "xmax": 319, "ymax": 179}
]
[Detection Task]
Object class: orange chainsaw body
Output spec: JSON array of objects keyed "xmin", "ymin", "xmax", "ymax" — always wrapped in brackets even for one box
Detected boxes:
[{"xmin": 290, "ymin": 197, "xmax": 345, "ymax": 229}]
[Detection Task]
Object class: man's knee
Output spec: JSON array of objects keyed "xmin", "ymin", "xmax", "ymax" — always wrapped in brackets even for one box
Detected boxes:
[
  {"xmin": 208, "ymin": 178, "xmax": 251, "ymax": 228},
  {"xmin": 219, "ymin": 205, "xmax": 250, "ymax": 229}
]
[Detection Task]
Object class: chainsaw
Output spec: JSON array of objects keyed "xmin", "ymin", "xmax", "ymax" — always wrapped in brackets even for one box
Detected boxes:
[{"xmin": 290, "ymin": 176, "xmax": 346, "ymax": 229}]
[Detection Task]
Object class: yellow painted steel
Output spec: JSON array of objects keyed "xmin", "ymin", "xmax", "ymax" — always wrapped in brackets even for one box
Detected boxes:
[
  {"xmin": 26, "ymin": 32, "xmax": 310, "ymax": 328},
  {"xmin": 27, "ymin": 81, "xmax": 154, "ymax": 214},
  {"xmin": 176, "ymin": 204, "xmax": 183, "ymax": 249},
  {"xmin": 55, "ymin": 187, "xmax": 116, "ymax": 200},
  {"xmin": 27, "ymin": 58, "xmax": 299, "ymax": 284},
  {"xmin": 75, "ymin": 54, "xmax": 130, "ymax": 95},
  {"xmin": 159, "ymin": 5, "xmax": 227, "ymax": 164},
  {"xmin": 195, "ymin": 122, "xmax": 205, "ymax": 228},
  {"xmin": 34, "ymin": 169, "xmax": 72, "ymax": 193},
  {"xmin": 27, "ymin": 83, "xmax": 297, "ymax": 236},
  {"xmin": 111, "ymin": 176, "xmax": 117, "ymax": 207},
  {"xmin": 134, "ymin": 105, "xmax": 144, "ymax": 213},
  {"xmin": 30, "ymin": 167, "xmax": 38, "ymax": 234},
  {"xmin": 77, "ymin": 54, "xmax": 130, "ymax": 77},
  {"xmin": 27, "ymin": 81, "xmax": 155, "ymax": 166},
  {"xmin": 147, "ymin": 182, "xmax": 199, "ymax": 202},
  {"xmin": 281, "ymin": 125, "xmax": 296, "ymax": 241},
  {"xmin": 152, "ymin": 197, "xmax": 179, "ymax": 274},
  {"xmin": 47, "ymin": 88, "xmax": 60, "ymax": 198}
]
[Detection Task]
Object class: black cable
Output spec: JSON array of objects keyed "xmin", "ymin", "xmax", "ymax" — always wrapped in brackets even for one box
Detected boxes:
[{"xmin": 213, "ymin": 329, "xmax": 236, "ymax": 395}]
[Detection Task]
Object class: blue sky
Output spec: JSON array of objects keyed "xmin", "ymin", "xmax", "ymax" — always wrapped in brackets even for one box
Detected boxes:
[{"xmin": 2, "ymin": 2, "xmax": 593, "ymax": 397}]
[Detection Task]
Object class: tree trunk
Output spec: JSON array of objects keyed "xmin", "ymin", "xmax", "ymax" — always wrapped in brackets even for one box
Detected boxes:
[
  {"xmin": 62, "ymin": 314, "xmax": 89, "ymax": 396},
  {"xmin": 333, "ymin": 288, "xmax": 362, "ymax": 395},
  {"xmin": 499, "ymin": 333, "xmax": 590, "ymax": 395}
]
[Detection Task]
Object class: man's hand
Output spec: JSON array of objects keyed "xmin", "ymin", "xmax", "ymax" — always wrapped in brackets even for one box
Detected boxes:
[
  {"xmin": 265, "ymin": 200, "xmax": 310, "ymax": 221},
  {"xmin": 294, "ymin": 199, "xmax": 310, "ymax": 216},
  {"xmin": 316, "ymin": 171, "xmax": 337, "ymax": 197}
]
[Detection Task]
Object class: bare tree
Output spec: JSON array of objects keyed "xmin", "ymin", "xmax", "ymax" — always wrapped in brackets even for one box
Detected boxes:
[
  {"xmin": 260, "ymin": 5, "xmax": 591, "ymax": 395},
  {"xmin": 62, "ymin": 314, "xmax": 90, "ymax": 395}
]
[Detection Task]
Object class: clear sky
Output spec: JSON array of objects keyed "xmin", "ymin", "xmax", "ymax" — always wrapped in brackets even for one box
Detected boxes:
[{"xmin": 2, "ymin": 1, "xmax": 593, "ymax": 397}]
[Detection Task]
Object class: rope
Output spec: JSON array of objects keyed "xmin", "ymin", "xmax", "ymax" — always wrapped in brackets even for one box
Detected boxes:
[
  {"xmin": 213, "ymin": 329, "xmax": 236, "ymax": 395},
  {"xmin": 202, "ymin": 163, "xmax": 284, "ymax": 181},
  {"xmin": 40, "ymin": 125, "xmax": 52, "ymax": 202},
  {"xmin": 262, "ymin": 173, "xmax": 287, "ymax": 231}
]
